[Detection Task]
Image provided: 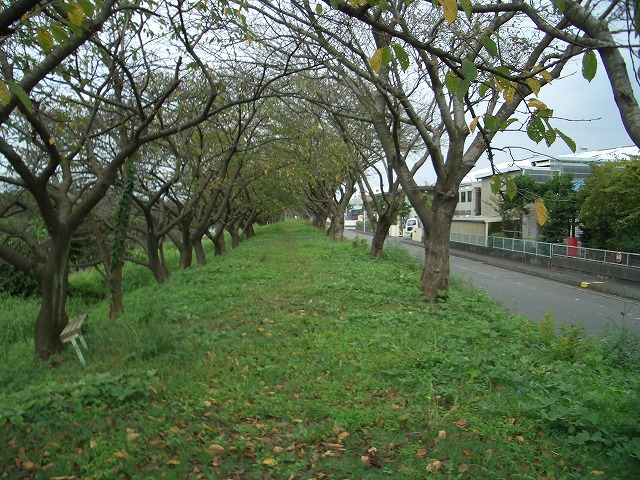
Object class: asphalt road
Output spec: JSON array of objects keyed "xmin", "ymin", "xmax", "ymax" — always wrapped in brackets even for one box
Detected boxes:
[{"xmin": 343, "ymin": 229, "xmax": 640, "ymax": 337}]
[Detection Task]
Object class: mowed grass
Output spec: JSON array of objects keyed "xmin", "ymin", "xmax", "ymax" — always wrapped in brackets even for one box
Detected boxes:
[{"xmin": 1, "ymin": 220, "xmax": 639, "ymax": 479}]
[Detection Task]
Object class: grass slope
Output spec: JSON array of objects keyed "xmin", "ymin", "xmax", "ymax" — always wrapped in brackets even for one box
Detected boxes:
[{"xmin": 1, "ymin": 220, "xmax": 639, "ymax": 479}]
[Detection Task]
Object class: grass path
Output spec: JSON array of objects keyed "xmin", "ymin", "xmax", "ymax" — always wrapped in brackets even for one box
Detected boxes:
[{"xmin": 1, "ymin": 221, "xmax": 638, "ymax": 479}]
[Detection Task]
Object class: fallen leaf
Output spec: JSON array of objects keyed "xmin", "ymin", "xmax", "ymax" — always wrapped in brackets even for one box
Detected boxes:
[
  {"xmin": 167, "ymin": 459, "xmax": 180, "ymax": 466},
  {"xmin": 114, "ymin": 451, "xmax": 128, "ymax": 459},
  {"xmin": 516, "ymin": 435, "xmax": 525, "ymax": 443},
  {"xmin": 463, "ymin": 450, "xmax": 475, "ymax": 457},
  {"xmin": 458, "ymin": 463, "xmax": 469, "ymax": 473},
  {"xmin": 590, "ymin": 471, "xmax": 605, "ymax": 476},
  {"xmin": 207, "ymin": 444, "xmax": 225, "ymax": 454},
  {"xmin": 262, "ymin": 458, "xmax": 278, "ymax": 466},
  {"xmin": 337, "ymin": 431, "xmax": 349, "ymax": 443},
  {"xmin": 360, "ymin": 455, "xmax": 369, "ymax": 463},
  {"xmin": 416, "ymin": 448, "xmax": 428, "ymax": 457},
  {"xmin": 272, "ymin": 446, "xmax": 284, "ymax": 454},
  {"xmin": 438, "ymin": 430, "xmax": 447, "ymax": 440},
  {"xmin": 453, "ymin": 419, "xmax": 468, "ymax": 427}
]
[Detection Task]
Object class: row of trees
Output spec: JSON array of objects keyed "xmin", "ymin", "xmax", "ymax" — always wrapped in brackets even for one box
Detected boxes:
[{"xmin": 2, "ymin": 0, "xmax": 639, "ymax": 360}]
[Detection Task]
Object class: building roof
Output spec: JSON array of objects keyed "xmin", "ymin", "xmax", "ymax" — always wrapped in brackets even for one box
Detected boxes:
[
  {"xmin": 462, "ymin": 146, "xmax": 639, "ymax": 184},
  {"xmin": 555, "ymin": 145, "xmax": 639, "ymax": 162}
]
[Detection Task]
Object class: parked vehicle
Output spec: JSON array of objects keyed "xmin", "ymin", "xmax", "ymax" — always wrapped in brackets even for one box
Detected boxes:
[{"xmin": 404, "ymin": 218, "xmax": 418, "ymax": 238}]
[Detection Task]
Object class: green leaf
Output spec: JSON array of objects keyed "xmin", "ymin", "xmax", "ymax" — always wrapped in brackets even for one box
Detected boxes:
[
  {"xmin": 316, "ymin": 3, "xmax": 323, "ymax": 14},
  {"xmin": 461, "ymin": 59, "xmax": 477, "ymax": 81},
  {"xmin": 392, "ymin": 44, "xmax": 410, "ymax": 71},
  {"xmin": 51, "ymin": 22, "xmax": 70, "ymax": 44},
  {"xmin": 381, "ymin": 46, "xmax": 392, "ymax": 67},
  {"xmin": 460, "ymin": 0, "xmax": 472, "ymax": 20},
  {"xmin": 6, "ymin": 81, "xmax": 33, "ymax": 113},
  {"xmin": 479, "ymin": 82, "xmax": 491, "ymax": 98},
  {"xmin": 484, "ymin": 115, "xmax": 499, "ymax": 132},
  {"xmin": 556, "ymin": 129, "xmax": 577, "ymax": 153},
  {"xmin": 537, "ymin": 108, "xmax": 553, "ymax": 119},
  {"xmin": 552, "ymin": 0, "xmax": 566, "ymax": 13},
  {"xmin": 457, "ymin": 78, "xmax": 471, "ymax": 102},
  {"xmin": 527, "ymin": 115, "xmax": 545, "ymax": 143},
  {"xmin": 490, "ymin": 175, "xmax": 502, "ymax": 194},
  {"xmin": 544, "ymin": 128, "xmax": 557, "ymax": 147},
  {"xmin": 582, "ymin": 50, "xmax": 597, "ymax": 82},
  {"xmin": 480, "ymin": 35, "xmax": 498, "ymax": 57},
  {"xmin": 77, "ymin": 0, "xmax": 95, "ymax": 18},
  {"xmin": 500, "ymin": 118, "xmax": 518, "ymax": 131},
  {"xmin": 445, "ymin": 70, "xmax": 460, "ymax": 96},
  {"xmin": 330, "ymin": 0, "xmax": 339, "ymax": 8},
  {"xmin": 505, "ymin": 177, "xmax": 517, "ymax": 200}
]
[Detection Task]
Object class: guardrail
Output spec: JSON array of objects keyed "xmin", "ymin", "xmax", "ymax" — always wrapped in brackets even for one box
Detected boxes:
[{"xmin": 449, "ymin": 233, "xmax": 640, "ymax": 269}]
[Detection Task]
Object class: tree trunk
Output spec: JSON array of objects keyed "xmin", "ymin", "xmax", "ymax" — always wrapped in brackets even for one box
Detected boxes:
[
  {"xmin": 370, "ymin": 214, "xmax": 394, "ymax": 259},
  {"xmin": 244, "ymin": 223, "xmax": 256, "ymax": 238},
  {"xmin": 148, "ymin": 235, "xmax": 169, "ymax": 283},
  {"xmin": 109, "ymin": 261, "xmax": 124, "ymax": 319},
  {"xmin": 229, "ymin": 225, "xmax": 241, "ymax": 248},
  {"xmin": 329, "ymin": 214, "xmax": 345, "ymax": 242},
  {"xmin": 194, "ymin": 236, "xmax": 207, "ymax": 265},
  {"xmin": 214, "ymin": 233, "xmax": 226, "ymax": 256},
  {"xmin": 420, "ymin": 197, "xmax": 457, "ymax": 299},
  {"xmin": 34, "ymin": 239, "xmax": 70, "ymax": 360}
]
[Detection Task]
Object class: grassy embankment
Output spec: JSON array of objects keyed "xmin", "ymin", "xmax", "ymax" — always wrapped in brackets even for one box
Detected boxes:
[{"xmin": 1, "ymin": 220, "xmax": 639, "ymax": 479}]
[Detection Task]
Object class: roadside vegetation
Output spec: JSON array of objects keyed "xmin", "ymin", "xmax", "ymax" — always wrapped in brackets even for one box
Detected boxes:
[{"xmin": 1, "ymin": 221, "xmax": 639, "ymax": 479}]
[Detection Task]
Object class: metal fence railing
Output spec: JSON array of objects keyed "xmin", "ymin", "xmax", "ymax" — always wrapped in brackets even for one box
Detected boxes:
[{"xmin": 449, "ymin": 233, "xmax": 640, "ymax": 269}]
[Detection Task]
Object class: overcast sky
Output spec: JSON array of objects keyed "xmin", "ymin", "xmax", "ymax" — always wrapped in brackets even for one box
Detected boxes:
[{"xmin": 474, "ymin": 54, "xmax": 638, "ymax": 168}]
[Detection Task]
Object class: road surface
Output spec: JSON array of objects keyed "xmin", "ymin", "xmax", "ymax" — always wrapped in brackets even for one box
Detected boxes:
[{"xmin": 343, "ymin": 229, "xmax": 640, "ymax": 336}]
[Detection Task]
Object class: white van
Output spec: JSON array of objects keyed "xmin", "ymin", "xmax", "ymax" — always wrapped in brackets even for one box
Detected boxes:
[{"xmin": 404, "ymin": 218, "xmax": 418, "ymax": 238}]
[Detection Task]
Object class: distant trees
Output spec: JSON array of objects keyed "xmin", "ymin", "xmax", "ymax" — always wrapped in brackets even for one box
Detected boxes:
[{"xmin": 578, "ymin": 160, "xmax": 640, "ymax": 252}]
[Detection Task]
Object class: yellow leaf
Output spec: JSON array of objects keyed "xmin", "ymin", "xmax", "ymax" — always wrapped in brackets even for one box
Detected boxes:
[
  {"xmin": 493, "ymin": 77, "xmax": 504, "ymax": 92},
  {"xmin": 439, "ymin": 0, "xmax": 458, "ymax": 24},
  {"xmin": 438, "ymin": 430, "xmax": 447, "ymax": 440},
  {"xmin": 167, "ymin": 459, "xmax": 180, "ymax": 466},
  {"xmin": 503, "ymin": 84, "xmax": 516, "ymax": 103},
  {"xmin": 37, "ymin": 27, "xmax": 54, "ymax": 52},
  {"xmin": 262, "ymin": 458, "xmax": 278, "ymax": 466},
  {"xmin": 49, "ymin": 137, "xmax": 55, "ymax": 145},
  {"xmin": 0, "ymin": 81, "xmax": 10, "ymax": 106},
  {"xmin": 526, "ymin": 76, "xmax": 541, "ymax": 96},
  {"xmin": 537, "ymin": 68, "xmax": 553, "ymax": 83},
  {"xmin": 360, "ymin": 455, "xmax": 370, "ymax": 463},
  {"xmin": 527, "ymin": 99, "xmax": 548, "ymax": 110},
  {"xmin": 370, "ymin": 48, "xmax": 383, "ymax": 73},
  {"xmin": 68, "ymin": 2, "xmax": 84, "ymax": 26},
  {"xmin": 207, "ymin": 444, "xmax": 225, "ymax": 454},
  {"xmin": 590, "ymin": 471, "xmax": 605, "ymax": 476},
  {"xmin": 458, "ymin": 463, "xmax": 469, "ymax": 473},
  {"xmin": 470, "ymin": 116, "xmax": 480, "ymax": 133},
  {"xmin": 535, "ymin": 198, "xmax": 548, "ymax": 226}
]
